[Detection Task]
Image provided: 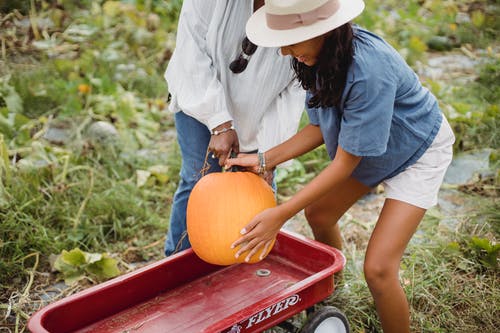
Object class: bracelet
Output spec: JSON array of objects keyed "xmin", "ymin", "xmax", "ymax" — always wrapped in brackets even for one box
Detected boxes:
[
  {"xmin": 212, "ymin": 125, "xmax": 235, "ymax": 136},
  {"xmin": 257, "ymin": 152, "xmax": 266, "ymax": 175}
]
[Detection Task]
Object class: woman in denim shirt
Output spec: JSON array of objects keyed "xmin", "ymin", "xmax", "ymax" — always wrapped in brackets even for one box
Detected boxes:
[{"xmin": 226, "ymin": 0, "xmax": 455, "ymax": 332}]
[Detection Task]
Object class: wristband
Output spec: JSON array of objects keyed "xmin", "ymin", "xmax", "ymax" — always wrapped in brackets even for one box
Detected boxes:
[
  {"xmin": 212, "ymin": 125, "xmax": 235, "ymax": 136},
  {"xmin": 258, "ymin": 152, "xmax": 266, "ymax": 175}
]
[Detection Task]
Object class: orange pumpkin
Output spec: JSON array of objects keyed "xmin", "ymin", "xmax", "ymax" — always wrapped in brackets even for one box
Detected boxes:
[{"xmin": 186, "ymin": 171, "xmax": 277, "ymax": 265}]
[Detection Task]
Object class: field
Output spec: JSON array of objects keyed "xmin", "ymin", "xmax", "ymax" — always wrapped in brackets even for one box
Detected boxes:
[{"xmin": 0, "ymin": 0, "xmax": 498, "ymax": 332}]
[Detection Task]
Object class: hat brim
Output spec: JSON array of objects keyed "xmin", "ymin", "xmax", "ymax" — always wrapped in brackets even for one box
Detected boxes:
[{"xmin": 246, "ymin": 0, "xmax": 365, "ymax": 47}]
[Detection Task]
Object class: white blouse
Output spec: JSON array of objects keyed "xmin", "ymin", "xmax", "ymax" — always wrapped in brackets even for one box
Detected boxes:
[{"xmin": 165, "ymin": 0, "xmax": 305, "ymax": 152}]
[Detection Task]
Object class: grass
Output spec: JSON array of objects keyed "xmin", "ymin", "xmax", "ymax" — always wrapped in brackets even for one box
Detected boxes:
[
  {"xmin": 271, "ymin": 196, "xmax": 498, "ymax": 333},
  {"xmin": 1, "ymin": 0, "xmax": 182, "ymax": 297},
  {"xmin": 325, "ymin": 198, "xmax": 499, "ymax": 332},
  {"xmin": 0, "ymin": 0, "xmax": 499, "ymax": 331},
  {"xmin": 0, "ymin": 137, "xmax": 175, "ymax": 282}
]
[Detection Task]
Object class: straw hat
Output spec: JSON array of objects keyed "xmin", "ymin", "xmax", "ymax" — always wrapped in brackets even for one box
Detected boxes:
[{"xmin": 246, "ymin": 0, "xmax": 365, "ymax": 47}]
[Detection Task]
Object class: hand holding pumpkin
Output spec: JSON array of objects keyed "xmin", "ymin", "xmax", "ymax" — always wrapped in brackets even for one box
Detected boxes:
[
  {"xmin": 225, "ymin": 153, "xmax": 259, "ymax": 173},
  {"xmin": 231, "ymin": 206, "xmax": 287, "ymax": 262},
  {"xmin": 208, "ymin": 125, "xmax": 239, "ymax": 166},
  {"xmin": 225, "ymin": 153, "xmax": 275, "ymax": 185}
]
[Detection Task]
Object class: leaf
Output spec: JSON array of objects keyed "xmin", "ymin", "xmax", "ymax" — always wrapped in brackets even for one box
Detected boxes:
[
  {"xmin": 148, "ymin": 165, "xmax": 169, "ymax": 183},
  {"xmin": 52, "ymin": 248, "xmax": 121, "ymax": 285},
  {"xmin": 87, "ymin": 255, "xmax": 120, "ymax": 279},
  {"xmin": 481, "ymin": 251, "xmax": 499, "ymax": 269},
  {"xmin": 14, "ymin": 113, "xmax": 30, "ymax": 128},
  {"xmin": 469, "ymin": 237, "xmax": 499, "ymax": 269},
  {"xmin": 53, "ymin": 254, "xmax": 85, "ymax": 285},
  {"xmin": 136, "ymin": 169, "xmax": 151, "ymax": 187},
  {"xmin": 470, "ymin": 237, "xmax": 492, "ymax": 251},
  {"xmin": 0, "ymin": 134, "xmax": 11, "ymax": 183},
  {"xmin": 446, "ymin": 241, "xmax": 461, "ymax": 253},
  {"xmin": 408, "ymin": 36, "xmax": 427, "ymax": 53},
  {"xmin": 0, "ymin": 76, "xmax": 23, "ymax": 114},
  {"xmin": 102, "ymin": 1, "xmax": 122, "ymax": 17},
  {"xmin": 61, "ymin": 248, "xmax": 87, "ymax": 266},
  {"xmin": 471, "ymin": 10, "xmax": 485, "ymax": 28},
  {"xmin": 84, "ymin": 252, "xmax": 103, "ymax": 264},
  {"xmin": 0, "ymin": 115, "xmax": 15, "ymax": 138},
  {"xmin": 0, "ymin": 184, "xmax": 8, "ymax": 208},
  {"xmin": 64, "ymin": 24, "xmax": 98, "ymax": 40},
  {"xmin": 134, "ymin": 129, "xmax": 152, "ymax": 147},
  {"xmin": 63, "ymin": 272, "xmax": 87, "ymax": 286},
  {"xmin": 457, "ymin": 261, "xmax": 470, "ymax": 272}
]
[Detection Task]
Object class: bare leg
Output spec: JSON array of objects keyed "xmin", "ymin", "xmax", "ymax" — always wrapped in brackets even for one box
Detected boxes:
[
  {"xmin": 364, "ymin": 199, "xmax": 426, "ymax": 333},
  {"xmin": 304, "ymin": 177, "xmax": 371, "ymax": 250}
]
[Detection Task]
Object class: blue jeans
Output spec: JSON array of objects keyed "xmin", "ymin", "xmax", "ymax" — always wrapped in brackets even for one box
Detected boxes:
[{"xmin": 164, "ymin": 111, "xmax": 221, "ymax": 256}]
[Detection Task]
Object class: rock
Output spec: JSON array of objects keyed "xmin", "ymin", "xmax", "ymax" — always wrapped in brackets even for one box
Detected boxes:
[
  {"xmin": 427, "ymin": 36, "xmax": 453, "ymax": 52},
  {"xmin": 419, "ymin": 53, "xmax": 478, "ymax": 81},
  {"xmin": 444, "ymin": 149, "xmax": 493, "ymax": 185},
  {"xmin": 43, "ymin": 126, "xmax": 71, "ymax": 145},
  {"xmin": 456, "ymin": 12, "xmax": 471, "ymax": 24},
  {"xmin": 86, "ymin": 121, "xmax": 119, "ymax": 144}
]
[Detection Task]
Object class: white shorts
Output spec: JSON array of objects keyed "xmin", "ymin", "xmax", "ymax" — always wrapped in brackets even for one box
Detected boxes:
[{"xmin": 382, "ymin": 116, "xmax": 455, "ymax": 209}]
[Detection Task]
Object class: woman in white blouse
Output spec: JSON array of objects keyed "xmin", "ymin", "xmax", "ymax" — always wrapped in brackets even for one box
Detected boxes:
[{"xmin": 163, "ymin": 0, "xmax": 305, "ymax": 255}]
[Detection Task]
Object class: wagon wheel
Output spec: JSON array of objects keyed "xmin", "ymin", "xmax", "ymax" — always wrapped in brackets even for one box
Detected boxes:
[{"xmin": 300, "ymin": 306, "xmax": 349, "ymax": 333}]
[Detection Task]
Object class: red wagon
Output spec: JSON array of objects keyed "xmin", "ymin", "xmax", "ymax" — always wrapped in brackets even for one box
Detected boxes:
[{"xmin": 28, "ymin": 230, "xmax": 348, "ymax": 333}]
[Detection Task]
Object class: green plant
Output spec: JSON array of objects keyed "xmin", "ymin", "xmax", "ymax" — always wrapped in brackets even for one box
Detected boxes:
[
  {"xmin": 51, "ymin": 248, "xmax": 120, "ymax": 285},
  {"xmin": 2, "ymin": 0, "xmax": 500, "ymax": 332},
  {"xmin": 476, "ymin": 59, "xmax": 500, "ymax": 104},
  {"xmin": 465, "ymin": 237, "xmax": 499, "ymax": 270}
]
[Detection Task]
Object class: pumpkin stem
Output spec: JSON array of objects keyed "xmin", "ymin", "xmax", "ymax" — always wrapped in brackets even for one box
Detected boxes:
[
  {"xmin": 172, "ymin": 231, "xmax": 189, "ymax": 255},
  {"xmin": 200, "ymin": 148, "xmax": 240, "ymax": 176},
  {"xmin": 200, "ymin": 147, "xmax": 212, "ymax": 177}
]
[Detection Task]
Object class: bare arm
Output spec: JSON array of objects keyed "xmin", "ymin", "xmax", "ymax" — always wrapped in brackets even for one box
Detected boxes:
[
  {"xmin": 231, "ymin": 145, "xmax": 362, "ymax": 261},
  {"xmin": 277, "ymin": 145, "xmax": 361, "ymax": 220},
  {"xmin": 225, "ymin": 124, "xmax": 324, "ymax": 171},
  {"xmin": 266, "ymin": 124, "xmax": 325, "ymax": 168}
]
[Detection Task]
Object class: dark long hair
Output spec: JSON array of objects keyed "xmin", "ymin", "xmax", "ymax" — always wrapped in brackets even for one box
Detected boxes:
[{"xmin": 292, "ymin": 23, "xmax": 354, "ymax": 109}]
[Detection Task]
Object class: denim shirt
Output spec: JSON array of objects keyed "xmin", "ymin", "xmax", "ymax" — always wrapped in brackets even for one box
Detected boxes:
[{"xmin": 306, "ymin": 27, "xmax": 442, "ymax": 187}]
